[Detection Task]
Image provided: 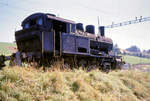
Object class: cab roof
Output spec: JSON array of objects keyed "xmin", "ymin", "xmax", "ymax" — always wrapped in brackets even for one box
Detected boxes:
[{"xmin": 22, "ymin": 13, "xmax": 76, "ymax": 26}]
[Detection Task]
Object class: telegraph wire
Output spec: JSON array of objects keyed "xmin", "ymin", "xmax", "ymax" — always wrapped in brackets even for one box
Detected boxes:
[
  {"xmin": 0, "ymin": 0, "xmax": 118, "ymax": 21},
  {"xmin": 0, "ymin": 1, "xmax": 34, "ymax": 12},
  {"xmin": 71, "ymin": 1, "xmax": 118, "ymax": 17},
  {"xmin": 105, "ymin": 16, "xmax": 150, "ymax": 28},
  {"xmin": 0, "ymin": 2, "xmax": 8, "ymax": 6},
  {"xmin": 0, "ymin": 0, "xmax": 123, "ymax": 18},
  {"xmin": 1, "ymin": 0, "xmax": 150, "ymax": 29}
]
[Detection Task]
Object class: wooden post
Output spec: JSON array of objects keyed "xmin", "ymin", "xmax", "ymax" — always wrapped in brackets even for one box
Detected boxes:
[{"xmin": 42, "ymin": 31, "xmax": 45, "ymax": 70}]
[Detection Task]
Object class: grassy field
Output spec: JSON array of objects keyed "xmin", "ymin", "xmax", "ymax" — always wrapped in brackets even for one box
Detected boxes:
[
  {"xmin": 0, "ymin": 66, "xmax": 150, "ymax": 101},
  {"xmin": 0, "ymin": 42, "xmax": 150, "ymax": 100},
  {"xmin": 0, "ymin": 42, "xmax": 16, "ymax": 56},
  {"xmin": 122, "ymin": 55, "xmax": 150, "ymax": 65}
]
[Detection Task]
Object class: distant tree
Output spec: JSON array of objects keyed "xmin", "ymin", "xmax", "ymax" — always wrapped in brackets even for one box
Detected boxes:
[
  {"xmin": 126, "ymin": 45, "xmax": 141, "ymax": 53},
  {"xmin": 113, "ymin": 44, "xmax": 121, "ymax": 55},
  {"xmin": 143, "ymin": 50, "xmax": 147, "ymax": 53},
  {"xmin": 114, "ymin": 44, "xmax": 119, "ymax": 49},
  {"xmin": 147, "ymin": 49, "xmax": 150, "ymax": 54}
]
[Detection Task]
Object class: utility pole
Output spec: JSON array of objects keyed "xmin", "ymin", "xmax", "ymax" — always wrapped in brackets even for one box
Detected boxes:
[{"xmin": 97, "ymin": 16, "xmax": 100, "ymax": 34}]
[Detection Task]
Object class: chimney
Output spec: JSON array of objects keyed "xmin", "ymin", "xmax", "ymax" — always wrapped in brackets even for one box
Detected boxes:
[
  {"xmin": 99, "ymin": 26, "xmax": 105, "ymax": 36},
  {"xmin": 86, "ymin": 25, "xmax": 95, "ymax": 34}
]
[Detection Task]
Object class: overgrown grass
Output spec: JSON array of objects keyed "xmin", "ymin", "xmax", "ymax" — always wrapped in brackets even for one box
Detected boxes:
[
  {"xmin": 0, "ymin": 66, "xmax": 150, "ymax": 101},
  {"xmin": 122, "ymin": 55, "xmax": 150, "ymax": 65}
]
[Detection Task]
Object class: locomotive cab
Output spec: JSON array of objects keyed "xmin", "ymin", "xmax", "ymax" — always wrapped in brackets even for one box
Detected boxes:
[{"xmin": 45, "ymin": 14, "xmax": 76, "ymax": 55}]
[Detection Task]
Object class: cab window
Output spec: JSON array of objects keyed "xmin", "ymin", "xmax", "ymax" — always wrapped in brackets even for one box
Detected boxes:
[
  {"xmin": 24, "ymin": 23, "xmax": 29, "ymax": 29},
  {"xmin": 24, "ymin": 18, "xmax": 43, "ymax": 29},
  {"xmin": 37, "ymin": 18, "xmax": 43, "ymax": 25}
]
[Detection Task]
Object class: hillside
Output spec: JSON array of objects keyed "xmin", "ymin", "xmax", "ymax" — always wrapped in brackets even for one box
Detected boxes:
[
  {"xmin": 122, "ymin": 55, "xmax": 150, "ymax": 65},
  {"xmin": 0, "ymin": 67, "xmax": 150, "ymax": 101},
  {"xmin": 0, "ymin": 42, "xmax": 16, "ymax": 55}
]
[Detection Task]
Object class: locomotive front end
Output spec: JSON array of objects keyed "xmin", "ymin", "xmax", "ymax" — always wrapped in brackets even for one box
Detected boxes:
[
  {"xmin": 15, "ymin": 13, "xmax": 45, "ymax": 53},
  {"xmin": 15, "ymin": 13, "xmax": 53, "ymax": 63}
]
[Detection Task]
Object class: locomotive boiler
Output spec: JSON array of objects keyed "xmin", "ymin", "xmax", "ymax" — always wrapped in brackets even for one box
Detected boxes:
[{"xmin": 1, "ymin": 13, "xmax": 124, "ymax": 71}]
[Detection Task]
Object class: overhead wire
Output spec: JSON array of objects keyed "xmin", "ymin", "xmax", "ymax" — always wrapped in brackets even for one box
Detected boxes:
[
  {"xmin": 0, "ymin": 1, "xmax": 34, "ymax": 12},
  {"xmin": 1, "ymin": 0, "xmax": 150, "ymax": 29},
  {"xmin": 0, "ymin": 0, "xmax": 122, "ymax": 17}
]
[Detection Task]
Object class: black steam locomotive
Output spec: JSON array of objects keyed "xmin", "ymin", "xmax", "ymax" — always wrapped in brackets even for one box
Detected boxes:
[{"xmin": 1, "ymin": 13, "xmax": 124, "ymax": 71}]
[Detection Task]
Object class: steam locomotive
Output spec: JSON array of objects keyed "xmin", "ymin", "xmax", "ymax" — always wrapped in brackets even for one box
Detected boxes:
[{"xmin": 1, "ymin": 13, "xmax": 124, "ymax": 71}]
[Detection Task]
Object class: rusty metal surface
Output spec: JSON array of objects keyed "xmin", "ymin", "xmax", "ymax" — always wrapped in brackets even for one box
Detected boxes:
[{"xmin": 47, "ymin": 15, "xmax": 75, "ymax": 24}]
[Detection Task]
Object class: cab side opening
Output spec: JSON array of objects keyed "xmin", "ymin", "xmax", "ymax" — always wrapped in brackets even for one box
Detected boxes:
[{"xmin": 52, "ymin": 20, "xmax": 67, "ymax": 55}]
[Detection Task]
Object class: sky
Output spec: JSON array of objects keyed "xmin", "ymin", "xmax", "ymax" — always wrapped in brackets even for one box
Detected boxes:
[{"xmin": 0, "ymin": 0, "xmax": 150, "ymax": 50}]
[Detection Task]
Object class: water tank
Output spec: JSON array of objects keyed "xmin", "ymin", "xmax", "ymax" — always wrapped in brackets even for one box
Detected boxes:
[
  {"xmin": 76, "ymin": 23, "xmax": 84, "ymax": 31},
  {"xmin": 99, "ymin": 26, "xmax": 105, "ymax": 36},
  {"xmin": 86, "ymin": 25, "xmax": 95, "ymax": 34}
]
